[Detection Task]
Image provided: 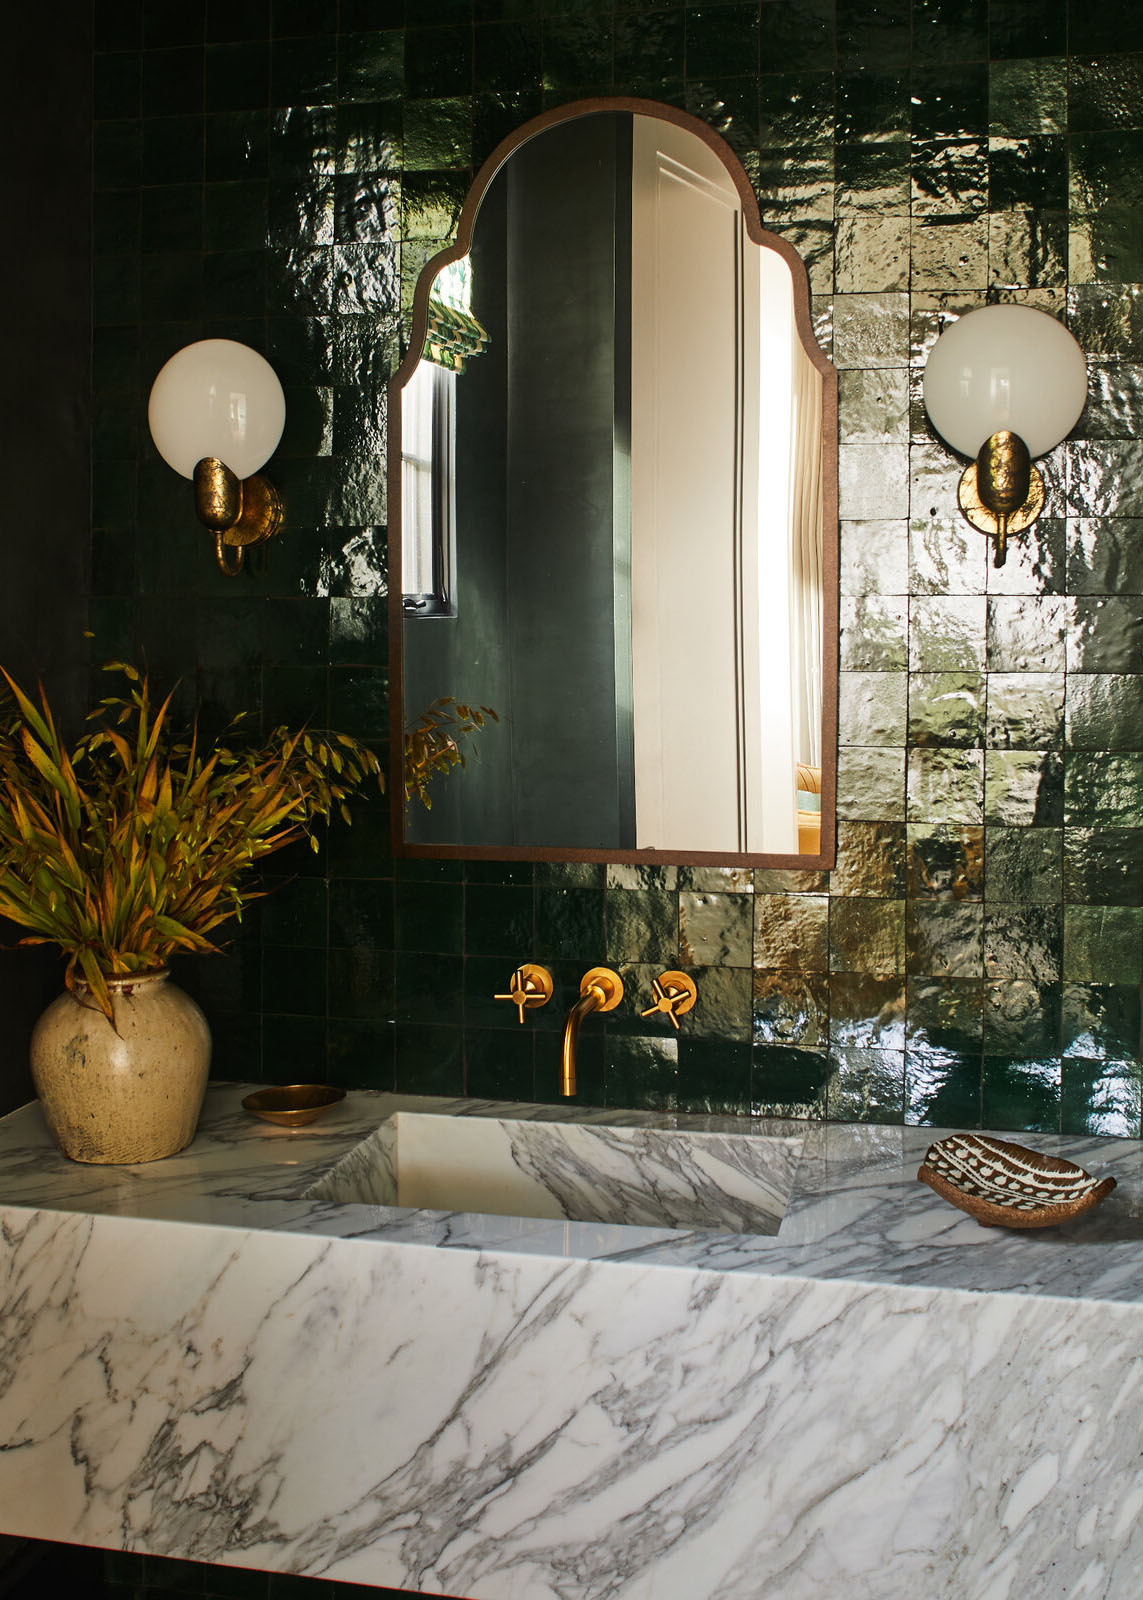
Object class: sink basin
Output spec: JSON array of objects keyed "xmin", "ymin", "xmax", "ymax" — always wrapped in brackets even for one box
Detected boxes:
[{"xmin": 304, "ymin": 1109, "xmax": 802, "ymax": 1235}]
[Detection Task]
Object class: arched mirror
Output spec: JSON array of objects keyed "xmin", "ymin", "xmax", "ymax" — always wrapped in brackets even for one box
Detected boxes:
[{"xmin": 389, "ymin": 99, "xmax": 838, "ymax": 868}]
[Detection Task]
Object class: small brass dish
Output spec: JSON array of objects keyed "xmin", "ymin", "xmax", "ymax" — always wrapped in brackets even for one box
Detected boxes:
[{"xmin": 241, "ymin": 1084, "xmax": 347, "ymax": 1128}]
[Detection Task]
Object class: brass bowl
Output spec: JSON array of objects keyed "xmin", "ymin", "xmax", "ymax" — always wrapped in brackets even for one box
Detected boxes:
[{"xmin": 241, "ymin": 1084, "xmax": 347, "ymax": 1128}]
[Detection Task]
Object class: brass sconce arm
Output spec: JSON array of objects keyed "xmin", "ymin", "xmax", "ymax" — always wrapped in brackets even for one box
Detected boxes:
[{"xmin": 193, "ymin": 458, "xmax": 284, "ymax": 576}]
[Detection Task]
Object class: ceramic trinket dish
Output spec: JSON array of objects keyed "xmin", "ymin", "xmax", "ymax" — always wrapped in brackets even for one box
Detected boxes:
[{"xmin": 918, "ymin": 1133, "xmax": 1117, "ymax": 1229}]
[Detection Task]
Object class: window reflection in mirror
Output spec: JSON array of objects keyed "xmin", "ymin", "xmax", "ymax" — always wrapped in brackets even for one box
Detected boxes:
[{"xmin": 393, "ymin": 103, "xmax": 837, "ymax": 866}]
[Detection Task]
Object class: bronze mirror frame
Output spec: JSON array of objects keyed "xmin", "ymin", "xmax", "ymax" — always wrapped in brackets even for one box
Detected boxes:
[{"xmin": 388, "ymin": 96, "xmax": 839, "ymax": 870}]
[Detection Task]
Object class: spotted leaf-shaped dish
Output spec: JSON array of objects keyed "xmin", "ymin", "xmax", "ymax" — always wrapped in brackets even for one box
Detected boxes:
[{"xmin": 918, "ymin": 1133, "xmax": 1116, "ymax": 1229}]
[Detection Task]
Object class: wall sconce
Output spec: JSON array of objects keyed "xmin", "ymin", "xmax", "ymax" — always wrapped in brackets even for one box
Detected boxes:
[
  {"xmin": 147, "ymin": 339, "xmax": 286, "ymax": 576},
  {"xmin": 923, "ymin": 305, "xmax": 1087, "ymax": 567}
]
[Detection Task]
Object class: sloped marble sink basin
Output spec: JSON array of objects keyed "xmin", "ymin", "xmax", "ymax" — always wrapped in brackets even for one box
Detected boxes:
[{"xmin": 305, "ymin": 1110, "xmax": 803, "ymax": 1235}]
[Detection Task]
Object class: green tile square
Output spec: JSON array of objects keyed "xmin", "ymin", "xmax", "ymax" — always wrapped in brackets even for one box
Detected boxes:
[
  {"xmin": 751, "ymin": 1044, "xmax": 828, "ymax": 1118},
  {"xmin": 271, "ymin": 34, "xmax": 338, "ymax": 105},
  {"xmin": 1060, "ymin": 1057, "xmax": 1142, "ymax": 1138},
  {"xmin": 910, "ymin": 595, "xmax": 986, "ymax": 672},
  {"xmin": 983, "ymin": 749, "xmax": 1064, "ymax": 827},
  {"xmin": 394, "ymin": 951, "xmax": 461, "ymax": 1025},
  {"xmin": 535, "ymin": 886, "xmax": 606, "ymax": 962},
  {"xmin": 905, "ymin": 1043, "xmax": 982, "ymax": 1126},
  {"xmin": 906, "ymin": 825, "xmax": 985, "ymax": 901},
  {"xmin": 836, "ymin": 0, "xmax": 910, "ymax": 71},
  {"xmin": 1069, "ymin": 597, "xmax": 1143, "ymax": 674},
  {"xmin": 403, "ymin": 96, "xmax": 470, "ymax": 170},
  {"xmin": 395, "ymin": 1023, "xmax": 463, "ymax": 1096},
  {"xmin": 465, "ymin": 1027, "xmax": 536, "ymax": 1103},
  {"xmin": 990, "ymin": 57, "xmax": 1067, "ymax": 136},
  {"xmin": 981, "ymin": 1055, "xmax": 1060, "ymax": 1132},
  {"xmin": 836, "ymin": 746, "xmax": 907, "ymax": 823},
  {"xmin": 142, "ymin": 45, "xmax": 206, "ymax": 116},
  {"xmin": 474, "ymin": 21, "xmax": 543, "ymax": 94},
  {"xmin": 831, "ymin": 821, "xmax": 907, "ymax": 898},
  {"xmin": 1064, "ymin": 905, "xmax": 1143, "ymax": 986},
  {"xmin": 832, "ymin": 668, "xmax": 902, "ymax": 748},
  {"xmin": 338, "ymin": 29, "xmax": 404, "ymax": 103},
  {"xmin": 759, "ymin": 69, "xmax": 836, "ymax": 145},
  {"xmin": 906, "ymin": 901, "xmax": 983, "ymax": 978},
  {"xmin": 828, "ymin": 973, "xmax": 905, "ymax": 1048},
  {"xmin": 686, "ymin": 966, "xmax": 753, "ymax": 1041},
  {"xmin": 329, "ymin": 878, "xmax": 394, "ymax": 948},
  {"xmin": 911, "ymin": 63, "xmax": 988, "ymax": 140},
  {"xmin": 678, "ymin": 893, "xmax": 752, "ymax": 968},
  {"xmin": 906, "ymin": 976, "xmax": 984, "ymax": 1050},
  {"xmin": 542, "ymin": 13, "xmax": 614, "ymax": 89},
  {"xmin": 835, "ymin": 67, "xmax": 909, "ymax": 142},
  {"xmin": 839, "ymin": 521, "xmax": 909, "ymax": 596},
  {"xmin": 908, "ymin": 672, "xmax": 985, "ymax": 748},
  {"xmin": 755, "ymin": 970, "xmax": 830, "ymax": 1047},
  {"xmin": 465, "ymin": 884, "xmax": 535, "ymax": 958},
  {"xmin": 986, "ymin": 674, "xmax": 1065, "ymax": 750},
  {"xmin": 984, "ymin": 826, "xmax": 1062, "ymax": 903},
  {"xmin": 677, "ymin": 1038, "xmax": 752, "ymax": 1116},
  {"xmin": 988, "ymin": 135, "xmax": 1068, "ymax": 210},
  {"xmin": 394, "ymin": 881, "xmax": 463, "ymax": 953},
  {"xmin": 827, "ymin": 1046, "xmax": 905, "ymax": 1122},
  {"xmin": 906, "ymin": 748, "xmax": 984, "ymax": 826},
  {"xmin": 830, "ymin": 898, "xmax": 906, "ymax": 977},
  {"xmin": 205, "ymin": 41, "xmax": 270, "ymax": 112},
  {"xmin": 1069, "ymin": 0, "xmax": 1143, "ymax": 54},
  {"xmin": 262, "ymin": 876, "xmax": 329, "ymax": 947},
  {"xmin": 327, "ymin": 945, "xmax": 396, "ymax": 1021},
  {"xmin": 983, "ymin": 979, "xmax": 1062, "ymax": 1057},
  {"xmin": 753, "ymin": 893, "xmax": 830, "ymax": 971},
  {"xmin": 989, "ymin": 0, "xmax": 1066, "ymax": 58},
  {"xmin": 983, "ymin": 904, "xmax": 1062, "ymax": 981},
  {"xmin": 1062, "ymin": 983, "xmax": 1142, "ymax": 1061},
  {"xmin": 604, "ymin": 1034, "xmax": 679, "ymax": 1112},
  {"xmin": 1067, "ymin": 520, "xmax": 1143, "ymax": 596},
  {"xmin": 1063, "ymin": 829, "xmax": 1143, "ymax": 907},
  {"xmin": 1064, "ymin": 753, "xmax": 1143, "ymax": 827}
]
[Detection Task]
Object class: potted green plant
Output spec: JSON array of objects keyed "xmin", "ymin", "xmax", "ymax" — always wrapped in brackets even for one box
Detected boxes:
[{"xmin": 0, "ymin": 663, "xmax": 385, "ymax": 1165}]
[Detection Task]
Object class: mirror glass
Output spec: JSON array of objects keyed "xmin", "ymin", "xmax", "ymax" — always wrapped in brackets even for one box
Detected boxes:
[{"xmin": 391, "ymin": 102, "xmax": 837, "ymax": 865}]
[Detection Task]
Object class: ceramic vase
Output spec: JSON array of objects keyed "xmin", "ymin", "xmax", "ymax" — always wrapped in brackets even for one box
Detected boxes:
[{"xmin": 29, "ymin": 970, "xmax": 211, "ymax": 1164}]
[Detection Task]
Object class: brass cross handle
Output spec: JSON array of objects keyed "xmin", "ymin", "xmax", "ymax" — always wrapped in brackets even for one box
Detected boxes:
[
  {"xmin": 640, "ymin": 970, "xmax": 698, "ymax": 1030},
  {"xmin": 494, "ymin": 963, "xmax": 554, "ymax": 1024}
]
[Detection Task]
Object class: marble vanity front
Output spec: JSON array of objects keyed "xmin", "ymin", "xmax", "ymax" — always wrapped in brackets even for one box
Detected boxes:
[{"xmin": 2, "ymin": 1085, "xmax": 1142, "ymax": 1600}]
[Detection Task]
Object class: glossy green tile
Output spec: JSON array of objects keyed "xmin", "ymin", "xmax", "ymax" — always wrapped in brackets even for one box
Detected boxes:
[
  {"xmin": 827, "ymin": 1046, "xmax": 905, "ymax": 1122},
  {"xmin": 906, "ymin": 901, "xmax": 983, "ymax": 978},
  {"xmin": 908, "ymin": 672, "xmax": 985, "ymax": 747},
  {"xmin": 1063, "ymin": 904, "xmax": 1143, "ymax": 986},
  {"xmin": 983, "ymin": 905, "xmax": 1062, "ymax": 981},
  {"xmin": 985, "ymin": 827, "xmax": 1063, "ymax": 904},
  {"xmin": 753, "ymin": 893, "xmax": 830, "ymax": 972},
  {"xmin": 604, "ymin": 1035, "xmax": 679, "ymax": 1112},
  {"xmin": 910, "ymin": 596, "xmax": 987, "ymax": 672},
  {"xmin": 755, "ymin": 970, "xmax": 830, "ymax": 1048},
  {"xmin": 835, "ymin": 68, "xmax": 910, "ymax": 142},
  {"xmin": 1066, "ymin": 676, "xmax": 1143, "ymax": 752},
  {"xmin": 828, "ymin": 974, "xmax": 905, "ymax": 1047},
  {"xmin": 983, "ymin": 749, "xmax": 1064, "ymax": 827},
  {"xmin": 906, "ymin": 976, "xmax": 984, "ymax": 1049},
  {"xmin": 1060, "ymin": 1057, "xmax": 1142, "ymax": 1138},
  {"xmin": 684, "ymin": 966, "xmax": 753, "ymax": 1042},
  {"xmin": 604, "ymin": 889, "xmax": 677, "ymax": 965},
  {"xmin": 836, "ymin": 746, "xmax": 907, "ymax": 823},
  {"xmin": 830, "ymin": 898, "xmax": 906, "ymax": 976},
  {"xmin": 831, "ymin": 820, "xmax": 908, "ymax": 897},
  {"xmin": 678, "ymin": 893, "xmax": 752, "ymax": 968},
  {"xmin": 906, "ymin": 825, "xmax": 985, "ymax": 900},
  {"xmin": 465, "ymin": 1027, "xmax": 535, "ymax": 1102},
  {"xmin": 1064, "ymin": 753, "xmax": 1143, "ymax": 826},
  {"xmin": 1063, "ymin": 829, "xmax": 1143, "ymax": 906},
  {"xmin": 751, "ymin": 1045, "xmax": 828, "ymax": 1119},
  {"xmin": 394, "ymin": 1023, "xmax": 463, "ymax": 1095},
  {"xmin": 542, "ymin": 12, "xmax": 614, "ymax": 88},
  {"xmin": 272, "ymin": 34, "xmax": 338, "ymax": 104},
  {"xmin": 990, "ymin": 57, "xmax": 1067, "ymax": 136},
  {"xmin": 1062, "ymin": 982, "xmax": 1142, "ymax": 1061},
  {"xmin": 981, "ymin": 1055, "xmax": 1061, "ymax": 1131},
  {"xmin": 836, "ymin": 0, "xmax": 910, "ymax": 71},
  {"xmin": 907, "ymin": 748, "xmax": 984, "ymax": 825},
  {"xmin": 676, "ymin": 1038, "xmax": 752, "ymax": 1116},
  {"xmin": 905, "ymin": 1043, "xmax": 981, "ymax": 1126},
  {"xmin": 535, "ymin": 886, "xmax": 606, "ymax": 963}
]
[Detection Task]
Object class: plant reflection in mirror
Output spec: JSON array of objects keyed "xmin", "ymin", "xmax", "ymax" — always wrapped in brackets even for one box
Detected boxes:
[{"xmin": 404, "ymin": 696, "xmax": 498, "ymax": 810}]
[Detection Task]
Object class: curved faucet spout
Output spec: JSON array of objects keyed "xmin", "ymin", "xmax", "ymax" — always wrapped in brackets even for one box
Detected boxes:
[{"xmin": 560, "ymin": 968, "xmax": 623, "ymax": 1097}]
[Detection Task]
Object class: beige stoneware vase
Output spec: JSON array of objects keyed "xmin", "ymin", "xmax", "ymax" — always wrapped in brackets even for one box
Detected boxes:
[{"xmin": 30, "ymin": 970, "xmax": 211, "ymax": 1164}]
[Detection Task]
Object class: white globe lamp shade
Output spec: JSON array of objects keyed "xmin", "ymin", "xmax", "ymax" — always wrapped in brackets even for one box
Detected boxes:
[
  {"xmin": 923, "ymin": 304, "xmax": 1087, "ymax": 460},
  {"xmin": 148, "ymin": 339, "xmax": 286, "ymax": 481}
]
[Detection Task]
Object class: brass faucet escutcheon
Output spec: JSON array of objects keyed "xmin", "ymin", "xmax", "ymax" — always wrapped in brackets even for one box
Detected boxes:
[
  {"xmin": 560, "ymin": 967, "xmax": 623, "ymax": 1097},
  {"xmin": 494, "ymin": 963, "xmax": 554, "ymax": 1025},
  {"xmin": 640, "ymin": 970, "xmax": 698, "ymax": 1030}
]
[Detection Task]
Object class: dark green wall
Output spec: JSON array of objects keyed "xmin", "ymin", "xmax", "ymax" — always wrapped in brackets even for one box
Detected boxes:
[{"xmin": 80, "ymin": 0, "xmax": 1142, "ymax": 1136}]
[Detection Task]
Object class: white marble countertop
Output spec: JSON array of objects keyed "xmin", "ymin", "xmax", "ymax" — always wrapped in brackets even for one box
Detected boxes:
[
  {"xmin": 2, "ymin": 1083, "xmax": 1141, "ymax": 1303},
  {"xmin": 4, "ymin": 1086, "xmax": 1143, "ymax": 1599}
]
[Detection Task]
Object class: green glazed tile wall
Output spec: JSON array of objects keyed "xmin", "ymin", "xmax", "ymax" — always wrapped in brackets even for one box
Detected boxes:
[{"xmin": 91, "ymin": 0, "xmax": 1143, "ymax": 1138}]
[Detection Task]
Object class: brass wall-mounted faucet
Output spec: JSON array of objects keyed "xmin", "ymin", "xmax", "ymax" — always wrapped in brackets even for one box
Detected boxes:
[
  {"xmin": 494, "ymin": 964, "xmax": 553, "ymax": 1023},
  {"xmin": 640, "ymin": 970, "xmax": 698, "ymax": 1030},
  {"xmin": 560, "ymin": 968, "xmax": 623, "ymax": 1097}
]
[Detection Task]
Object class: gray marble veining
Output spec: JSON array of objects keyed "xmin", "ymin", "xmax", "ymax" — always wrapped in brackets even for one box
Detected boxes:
[{"xmin": 2, "ymin": 1086, "xmax": 1142, "ymax": 1599}]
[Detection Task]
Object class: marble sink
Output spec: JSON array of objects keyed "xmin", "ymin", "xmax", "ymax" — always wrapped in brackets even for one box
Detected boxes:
[{"xmin": 304, "ymin": 1110, "xmax": 802, "ymax": 1233}]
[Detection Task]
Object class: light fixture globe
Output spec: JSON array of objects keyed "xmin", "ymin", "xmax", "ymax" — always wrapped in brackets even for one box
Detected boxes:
[
  {"xmin": 923, "ymin": 304, "xmax": 1087, "ymax": 458},
  {"xmin": 923, "ymin": 305, "xmax": 1088, "ymax": 566},
  {"xmin": 147, "ymin": 339, "xmax": 286, "ymax": 576},
  {"xmin": 148, "ymin": 339, "xmax": 285, "ymax": 480}
]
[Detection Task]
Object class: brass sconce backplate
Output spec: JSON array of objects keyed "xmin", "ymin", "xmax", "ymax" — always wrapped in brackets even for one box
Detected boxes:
[
  {"xmin": 956, "ymin": 430, "xmax": 1044, "ymax": 567},
  {"xmin": 193, "ymin": 457, "xmax": 284, "ymax": 576}
]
